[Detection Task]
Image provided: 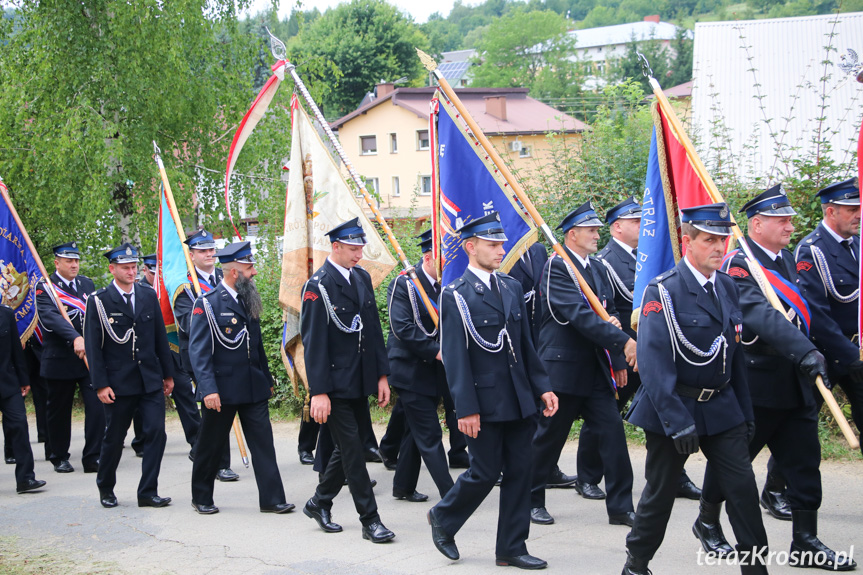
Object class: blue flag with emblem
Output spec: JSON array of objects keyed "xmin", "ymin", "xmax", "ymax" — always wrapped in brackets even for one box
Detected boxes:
[
  {"xmin": 157, "ymin": 183, "xmax": 188, "ymax": 352},
  {"xmin": 0, "ymin": 178, "xmax": 44, "ymax": 343},
  {"xmin": 431, "ymin": 91, "xmax": 536, "ymax": 286}
]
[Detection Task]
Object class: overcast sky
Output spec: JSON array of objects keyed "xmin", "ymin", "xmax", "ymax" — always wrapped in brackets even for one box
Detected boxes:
[{"xmin": 247, "ymin": 0, "xmax": 478, "ymax": 24}]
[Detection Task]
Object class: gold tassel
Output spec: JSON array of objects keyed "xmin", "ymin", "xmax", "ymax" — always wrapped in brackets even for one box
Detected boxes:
[{"xmin": 303, "ymin": 394, "xmax": 311, "ymax": 423}]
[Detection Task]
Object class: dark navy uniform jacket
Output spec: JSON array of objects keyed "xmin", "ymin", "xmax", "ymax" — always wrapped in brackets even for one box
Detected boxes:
[
  {"xmin": 386, "ymin": 264, "xmax": 443, "ymax": 397},
  {"xmin": 188, "ymin": 283, "xmax": 273, "ymax": 405},
  {"xmin": 508, "ymin": 242, "xmax": 549, "ymax": 341},
  {"xmin": 626, "ymin": 261, "xmax": 754, "ymax": 437},
  {"xmin": 35, "ymin": 272, "xmax": 95, "ymax": 380},
  {"xmin": 723, "ymin": 239, "xmax": 816, "ymax": 410},
  {"xmin": 596, "ymin": 239, "xmax": 637, "ymax": 339},
  {"xmin": 84, "ymin": 283, "xmax": 174, "ymax": 396},
  {"xmin": 439, "ymin": 269, "xmax": 551, "ymax": 422},
  {"xmin": 0, "ymin": 305, "xmax": 28, "ymax": 398},
  {"xmin": 301, "ymin": 260, "xmax": 389, "ymax": 399},
  {"xmin": 537, "ymin": 245, "xmax": 630, "ymax": 396},
  {"xmin": 795, "ymin": 222, "xmax": 860, "ymax": 377},
  {"xmin": 174, "ymin": 268, "xmax": 224, "ymax": 372}
]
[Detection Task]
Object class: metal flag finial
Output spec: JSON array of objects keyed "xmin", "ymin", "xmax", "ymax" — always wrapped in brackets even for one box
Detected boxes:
[
  {"xmin": 636, "ymin": 51, "xmax": 654, "ymax": 78},
  {"xmin": 152, "ymin": 140, "xmax": 162, "ymax": 158},
  {"xmin": 266, "ymin": 27, "xmax": 287, "ymax": 62},
  {"xmin": 416, "ymin": 48, "xmax": 438, "ymax": 72}
]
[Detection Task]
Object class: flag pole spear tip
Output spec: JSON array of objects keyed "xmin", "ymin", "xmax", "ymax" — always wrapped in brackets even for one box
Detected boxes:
[
  {"xmin": 266, "ymin": 27, "xmax": 287, "ymax": 62},
  {"xmin": 416, "ymin": 48, "xmax": 438, "ymax": 72},
  {"xmin": 635, "ymin": 50, "xmax": 654, "ymax": 79}
]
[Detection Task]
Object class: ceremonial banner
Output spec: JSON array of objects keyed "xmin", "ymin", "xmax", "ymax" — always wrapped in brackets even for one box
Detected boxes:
[
  {"xmin": 858, "ymin": 114, "xmax": 863, "ymax": 353},
  {"xmin": 0, "ymin": 178, "xmax": 44, "ymax": 343},
  {"xmin": 431, "ymin": 90, "xmax": 536, "ymax": 285},
  {"xmin": 156, "ymin": 183, "xmax": 186, "ymax": 352},
  {"xmin": 279, "ymin": 95, "xmax": 397, "ymax": 392},
  {"xmin": 632, "ymin": 100, "xmax": 714, "ymax": 322}
]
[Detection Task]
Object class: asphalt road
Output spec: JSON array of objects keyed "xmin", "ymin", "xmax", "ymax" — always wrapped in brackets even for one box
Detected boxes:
[{"xmin": 0, "ymin": 417, "xmax": 860, "ymax": 574}]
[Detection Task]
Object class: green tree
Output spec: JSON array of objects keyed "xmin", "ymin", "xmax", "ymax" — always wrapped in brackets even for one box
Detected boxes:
[
  {"xmin": 666, "ymin": 28, "xmax": 694, "ymax": 88},
  {"xmin": 287, "ymin": 0, "xmax": 430, "ymax": 119},
  {"xmin": 469, "ymin": 8, "xmax": 582, "ymax": 98},
  {"xmin": 611, "ymin": 33, "xmax": 671, "ymax": 93},
  {"xmin": 0, "ymin": 1, "xmax": 292, "ymax": 276}
]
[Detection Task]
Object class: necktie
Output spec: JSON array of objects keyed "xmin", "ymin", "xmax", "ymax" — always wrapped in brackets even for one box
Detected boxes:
[
  {"xmin": 631, "ymin": 248, "xmax": 637, "ymax": 259},
  {"xmin": 209, "ymin": 274, "xmax": 216, "ymax": 287},
  {"xmin": 489, "ymin": 274, "xmax": 501, "ymax": 301},
  {"xmin": 433, "ymin": 281, "xmax": 441, "ymax": 298},
  {"xmin": 123, "ymin": 292, "xmax": 133, "ymax": 314},
  {"xmin": 843, "ymin": 239, "xmax": 856, "ymax": 261},
  {"xmin": 68, "ymin": 281, "xmax": 77, "ymax": 295},
  {"xmin": 704, "ymin": 281, "xmax": 718, "ymax": 311}
]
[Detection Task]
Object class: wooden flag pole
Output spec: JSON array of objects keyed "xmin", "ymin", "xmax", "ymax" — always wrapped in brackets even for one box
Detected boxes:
[
  {"xmin": 416, "ymin": 49, "xmax": 612, "ymax": 323},
  {"xmin": 641, "ymin": 55, "xmax": 858, "ymax": 450},
  {"xmin": 0, "ymin": 177, "xmax": 88, "ymax": 367},
  {"xmin": 152, "ymin": 143, "xmax": 249, "ymax": 466},
  {"xmin": 266, "ymin": 30, "xmax": 438, "ymax": 327}
]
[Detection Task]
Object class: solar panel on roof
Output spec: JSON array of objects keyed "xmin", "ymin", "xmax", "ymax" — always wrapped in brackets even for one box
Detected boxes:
[{"xmin": 438, "ymin": 61, "xmax": 471, "ymax": 81}]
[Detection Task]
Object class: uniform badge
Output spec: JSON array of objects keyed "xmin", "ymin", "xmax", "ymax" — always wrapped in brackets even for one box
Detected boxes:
[
  {"xmin": 225, "ymin": 328, "xmax": 232, "ymax": 334},
  {"xmin": 202, "ymin": 231, "xmax": 207, "ymax": 237},
  {"xmin": 475, "ymin": 282, "xmax": 484, "ymax": 293},
  {"xmin": 642, "ymin": 301, "xmax": 663, "ymax": 315},
  {"xmin": 797, "ymin": 261, "xmax": 813, "ymax": 273},
  {"xmin": 231, "ymin": 317, "xmax": 237, "ymax": 324},
  {"xmin": 192, "ymin": 308, "xmax": 203, "ymax": 315},
  {"xmin": 728, "ymin": 267, "xmax": 749, "ymax": 278},
  {"xmin": 303, "ymin": 291, "xmax": 318, "ymax": 302},
  {"xmin": 109, "ymin": 318, "xmax": 114, "ymax": 324},
  {"xmin": 778, "ymin": 185, "xmax": 786, "ymax": 196},
  {"xmin": 125, "ymin": 246, "xmax": 132, "ymax": 255},
  {"xmin": 719, "ymin": 205, "xmax": 728, "ymax": 218}
]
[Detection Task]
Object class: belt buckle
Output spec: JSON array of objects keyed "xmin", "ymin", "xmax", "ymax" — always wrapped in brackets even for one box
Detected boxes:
[{"xmin": 697, "ymin": 388, "xmax": 715, "ymax": 402}]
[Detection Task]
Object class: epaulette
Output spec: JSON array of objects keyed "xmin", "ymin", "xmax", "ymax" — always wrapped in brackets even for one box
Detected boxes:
[
  {"xmin": 92, "ymin": 287, "xmax": 108, "ymax": 296},
  {"xmin": 202, "ymin": 289, "xmax": 220, "ymax": 298},
  {"xmin": 648, "ymin": 268, "xmax": 677, "ymax": 286},
  {"xmin": 446, "ymin": 277, "xmax": 467, "ymax": 291},
  {"xmin": 496, "ymin": 271, "xmax": 515, "ymax": 280}
]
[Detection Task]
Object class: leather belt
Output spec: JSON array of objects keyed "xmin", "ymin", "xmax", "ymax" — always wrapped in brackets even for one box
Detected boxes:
[{"xmin": 675, "ymin": 381, "xmax": 729, "ymax": 402}]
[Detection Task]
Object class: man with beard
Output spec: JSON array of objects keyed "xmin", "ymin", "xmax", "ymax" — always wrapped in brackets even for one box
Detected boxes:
[
  {"xmin": 169, "ymin": 230, "xmax": 237, "ymax": 481},
  {"xmin": 427, "ymin": 212, "xmax": 558, "ymax": 569},
  {"xmin": 35, "ymin": 241, "xmax": 104, "ymax": 474},
  {"xmin": 84, "ymin": 243, "xmax": 175, "ymax": 509},
  {"xmin": 301, "ymin": 218, "xmax": 394, "ymax": 543},
  {"xmin": 188, "ymin": 241, "xmax": 292, "ymax": 515}
]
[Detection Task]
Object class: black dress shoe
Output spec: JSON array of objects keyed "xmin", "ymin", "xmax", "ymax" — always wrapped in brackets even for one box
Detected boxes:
[
  {"xmin": 546, "ymin": 467, "xmax": 577, "ymax": 489},
  {"xmin": 760, "ymin": 487, "xmax": 792, "ymax": 521},
  {"xmin": 304, "ymin": 499, "xmax": 342, "ymax": 532},
  {"xmin": 362, "ymin": 521, "xmax": 395, "ymax": 543},
  {"xmin": 692, "ymin": 500, "xmax": 734, "ymax": 556},
  {"xmin": 448, "ymin": 453, "xmax": 470, "ymax": 469},
  {"xmin": 676, "ymin": 478, "xmax": 702, "ymax": 500},
  {"xmin": 191, "ymin": 501, "xmax": 219, "ymax": 515},
  {"xmin": 495, "ymin": 554, "xmax": 548, "ymax": 569},
  {"xmin": 298, "ymin": 449, "xmax": 314, "ymax": 465},
  {"xmin": 5, "ymin": 456, "xmax": 15, "ymax": 465},
  {"xmin": 575, "ymin": 480, "xmax": 606, "ymax": 500},
  {"xmin": 53, "ymin": 460, "xmax": 74, "ymax": 473},
  {"xmin": 530, "ymin": 507, "xmax": 554, "ymax": 525},
  {"xmin": 216, "ymin": 468, "xmax": 239, "ymax": 482},
  {"xmin": 261, "ymin": 502, "xmax": 296, "ymax": 514},
  {"xmin": 83, "ymin": 462, "xmax": 99, "ymax": 473},
  {"xmin": 393, "ymin": 489, "xmax": 428, "ymax": 502},
  {"xmin": 382, "ymin": 455, "xmax": 398, "ymax": 470},
  {"xmin": 16, "ymin": 479, "xmax": 46, "ymax": 494},
  {"xmin": 364, "ymin": 448, "xmax": 383, "ymax": 463},
  {"xmin": 138, "ymin": 495, "xmax": 172, "ymax": 508},
  {"xmin": 609, "ymin": 511, "xmax": 636, "ymax": 526},
  {"xmin": 622, "ymin": 550, "xmax": 652, "ymax": 575},
  {"xmin": 428, "ymin": 508, "xmax": 459, "ymax": 560},
  {"xmin": 100, "ymin": 492, "xmax": 118, "ymax": 508}
]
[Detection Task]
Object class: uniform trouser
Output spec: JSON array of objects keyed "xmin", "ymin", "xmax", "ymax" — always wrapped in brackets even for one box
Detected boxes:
[
  {"xmin": 392, "ymin": 388, "xmax": 454, "ymax": 498},
  {"xmin": 378, "ymin": 397, "xmax": 405, "ymax": 461},
  {"xmin": 25, "ymin": 347, "xmax": 49, "ymax": 449},
  {"xmin": 626, "ymin": 424, "xmax": 768, "ymax": 572},
  {"xmin": 97, "ymin": 390, "xmax": 166, "ymax": 499},
  {"xmin": 313, "ymin": 401, "xmax": 379, "ymax": 473},
  {"xmin": 191, "ymin": 400, "xmax": 285, "ymax": 508},
  {"xmin": 0, "ymin": 393, "xmax": 36, "ymax": 485},
  {"xmin": 298, "ymin": 417, "xmax": 320, "ymax": 453},
  {"xmin": 702, "ymin": 404, "xmax": 822, "ymax": 511},
  {"xmin": 46, "ymin": 376, "xmax": 104, "ymax": 466},
  {"xmin": 531, "ymin": 390, "xmax": 634, "ymax": 515},
  {"xmin": 433, "ymin": 416, "xmax": 536, "ymax": 557},
  {"xmin": 312, "ymin": 397, "xmax": 380, "ymax": 526},
  {"xmin": 380, "ymin": 389, "xmax": 466, "ymax": 463},
  {"xmin": 133, "ymin": 354, "xmax": 200, "ymax": 448}
]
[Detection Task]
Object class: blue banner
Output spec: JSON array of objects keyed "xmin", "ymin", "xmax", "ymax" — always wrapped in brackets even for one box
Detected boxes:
[
  {"xmin": 0, "ymin": 192, "xmax": 44, "ymax": 343},
  {"xmin": 157, "ymin": 185, "xmax": 189, "ymax": 351},
  {"xmin": 435, "ymin": 95, "xmax": 535, "ymax": 285},
  {"xmin": 633, "ymin": 127, "xmax": 677, "ymax": 314}
]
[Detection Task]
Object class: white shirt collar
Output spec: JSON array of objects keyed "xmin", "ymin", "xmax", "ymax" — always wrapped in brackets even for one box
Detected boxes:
[
  {"xmin": 749, "ymin": 238, "xmax": 781, "ymax": 261},
  {"xmin": 56, "ymin": 271, "xmax": 75, "ymax": 287},
  {"xmin": 612, "ymin": 236, "xmax": 636, "ymax": 258},
  {"xmin": 196, "ymin": 267, "xmax": 217, "ymax": 282},
  {"xmin": 467, "ymin": 265, "xmax": 494, "ymax": 289},
  {"xmin": 112, "ymin": 280, "xmax": 134, "ymax": 298},
  {"xmin": 821, "ymin": 220, "xmax": 851, "ymax": 244},
  {"xmin": 222, "ymin": 281, "xmax": 239, "ymax": 302},
  {"xmin": 571, "ymin": 251, "xmax": 590, "ymax": 268},
  {"xmin": 327, "ymin": 256, "xmax": 353, "ymax": 283},
  {"xmin": 683, "ymin": 254, "xmax": 716, "ymax": 287}
]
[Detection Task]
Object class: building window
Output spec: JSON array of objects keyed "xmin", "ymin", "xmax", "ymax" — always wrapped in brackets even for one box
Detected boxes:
[
  {"xmin": 596, "ymin": 62, "xmax": 605, "ymax": 75},
  {"xmin": 390, "ymin": 133, "xmax": 398, "ymax": 153},
  {"xmin": 392, "ymin": 176, "xmax": 400, "ymax": 197},
  {"xmin": 417, "ymin": 130, "xmax": 430, "ymax": 151},
  {"xmin": 419, "ymin": 175, "xmax": 433, "ymax": 196},
  {"xmin": 519, "ymin": 146, "xmax": 532, "ymax": 158},
  {"xmin": 360, "ymin": 135, "xmax": 377, "ymax": 155}
]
